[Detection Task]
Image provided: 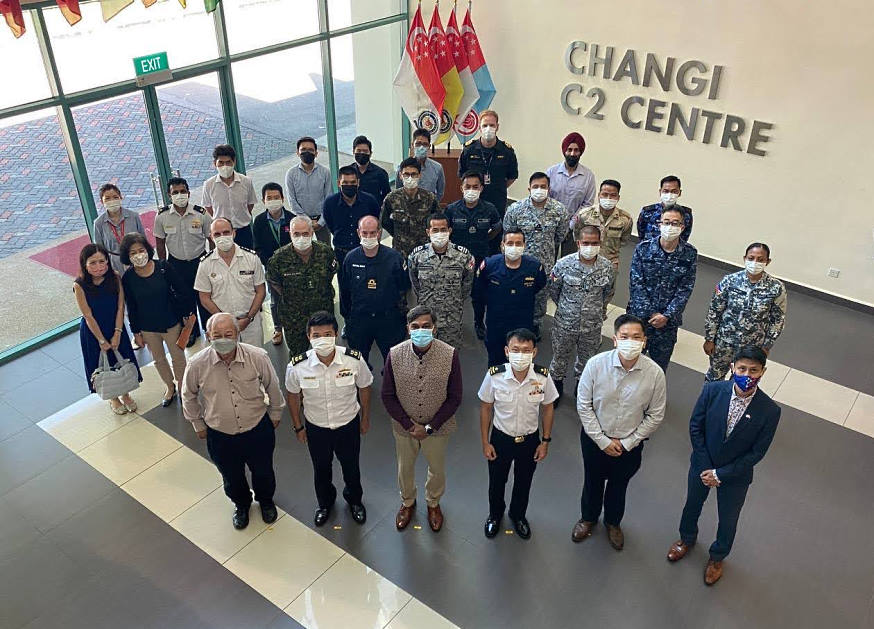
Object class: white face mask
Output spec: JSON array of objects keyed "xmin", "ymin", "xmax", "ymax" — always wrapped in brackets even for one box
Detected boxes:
[
  {"xmin": 402, "ymin": 176, "xmax": 419, "ymax": 190},
  {"xmin": 130, "ymin": 252, "xmax": 150, "ymax": 268},
  {"xmin": 463, "ymin": 189, "xmax": 481, "ymax": 203},
  {"xmin": 579, "ymin": 244, "xmax": 600, "ymax": 260},
  {"xmin": 660, "ymin": 192, "xmax": 678, "ymax": 207},
  {"xmin": 504, "ymin": 245, "xmax": 524, "ymax": 261},
  {"xmin": 217, "ymin": 165, "xmax": 234, "ymax": 179},
  {"xmin": 660, "ymin": 224, "xmax": 683, "ymax": 241},
  {"xmin": 103, "ymin": 199, "xmax": 122, "ymax": 214},
  {"xmin": 530, "ymin": 188, "xmax": 548, "ymax": 203},
  {"xmin": 599, "ymin": 198, "xmax": 617, "ymax": 211},
  {"xmin": 214, "ymin": 235, "xmax": 234, "ymax": 252},
  {"xmin": 292, "ymin": 235, "xmax": 313, "ymax": 251},
  {"xmin": 480, "ymin": 125, "xmax": 497, "ymax": 141},
  {"xmin": 171, "ymin": 193, "xmax": 189, "ymax": 208},
  {"xmin": 265, "ymin": 199, "xmax": 283, "ymax": 213},
  {"xmin": 360, "ymin": 237, "xmax": 379, "ymax": 250},
  {"xmin": 745, "ymin": 260, "xmax": 766, "ymax": 275},
  {"xmin": 430, "ymin": 232, "xmax": 450, "ymax": 248},
  {"xmin": 310, "ymin": 335, "xmax": 336, "ymax": 357},
  {"xmin": 507, "ymin": 352, "xmax": 533, "ymax": 371},
  {"xmin": 616, "ymin": 338, "xmax": 644, "ymax": 360}
]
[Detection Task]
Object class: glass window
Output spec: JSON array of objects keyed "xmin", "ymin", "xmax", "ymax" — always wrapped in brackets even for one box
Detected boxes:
[
  {"xmin": 328, "ymin": 0, "xmax": 403, "ymax": 29},
  {"xmin": 0, "ymin": 110, "xmax": 88, "ymax": 351},
  {"xmin": 231, "ymin": 44, "xmax": 327, "ymax": 191},
  {"xmin": 0, "ymin": 11, "xmax": 52, "ymax": 110},
  {"xmin": 44, "ymin": 0, "xmax": 219, "ymax": 94},
  {"xmin": 224, "ymin": 0, "xmax": 319, "ymax": 54}
]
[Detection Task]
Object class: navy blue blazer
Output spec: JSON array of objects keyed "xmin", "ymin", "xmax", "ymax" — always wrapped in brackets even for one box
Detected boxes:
[{"xmin": 688, "ymin": 380, "xmax": 781, "ymax": 485}]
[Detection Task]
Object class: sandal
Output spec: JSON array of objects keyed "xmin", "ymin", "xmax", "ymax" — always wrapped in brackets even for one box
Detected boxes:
[
  {"xmin": 109, "ymin": 400, "xmax": 128, "ymax": 415},
  {"xmin": 122, "ymin": 396, "xmax": 138, "ymax": 413}
]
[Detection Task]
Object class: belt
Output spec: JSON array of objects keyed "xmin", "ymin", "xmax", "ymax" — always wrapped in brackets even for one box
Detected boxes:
[
  {"xmin": 496, "ymin": 427, "xmax": 538, "ymax": 443},
  {"xmin": 168, "ymin": 254, "xmax": 202, "ymax": 263}
]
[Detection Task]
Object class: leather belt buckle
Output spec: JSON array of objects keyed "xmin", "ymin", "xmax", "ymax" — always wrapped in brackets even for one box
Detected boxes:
[{"xmin": 514, "ymin": 435, "xmax": 525, "ymax": 444}]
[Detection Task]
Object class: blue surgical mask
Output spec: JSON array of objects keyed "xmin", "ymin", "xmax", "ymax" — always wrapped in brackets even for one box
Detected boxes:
[
  {"xmin": 414, "ymin": 145, "xmax": 428, "ymax": 159},
  {"xmin": 410, "ymin": 328, "xmax": 433, "ymax": 348},
  {"xmin": 732, "ymin": 373, "xmax": 761, "ymax": 392}
]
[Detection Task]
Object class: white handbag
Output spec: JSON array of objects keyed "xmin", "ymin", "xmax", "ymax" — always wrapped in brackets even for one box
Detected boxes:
[{"xmin": 91, "ymin": 349, "xmax": 140, "ymax": 400}]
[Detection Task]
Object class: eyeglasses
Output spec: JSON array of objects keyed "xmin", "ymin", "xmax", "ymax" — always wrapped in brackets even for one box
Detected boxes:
[{"xmin": 660, "ymin": 221, "xmax": 683, "ymax": 227}]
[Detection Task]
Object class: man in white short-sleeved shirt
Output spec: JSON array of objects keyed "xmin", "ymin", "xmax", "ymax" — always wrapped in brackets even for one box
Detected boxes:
[{"xmin": 202, "ymin": 144, "xmax": 257, "ymax": 249}]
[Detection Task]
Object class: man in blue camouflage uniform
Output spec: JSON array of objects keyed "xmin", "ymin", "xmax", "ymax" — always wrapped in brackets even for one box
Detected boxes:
[
  {"xmin": 548, "ymin": 225, "xmax": 614, "ymax": 406},
  {"xmin": 503, "ymin": 172, "xmax": 569, "ymax": 339},
  {"xmin": 636, "ymin": 175, "xmax": 693, "ymax": 243},
  {"xmin": 703, "ymin": 243, "xmax": 787, "ymax": 381},
  {"xmin": 627, "ymin": 207, "xmax": 698, "ymax": 372}
]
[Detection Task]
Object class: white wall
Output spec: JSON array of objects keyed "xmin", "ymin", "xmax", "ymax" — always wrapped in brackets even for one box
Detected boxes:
[{"xmin": 415, "ymin": 0, "xmax": 874, "ymax": 305}]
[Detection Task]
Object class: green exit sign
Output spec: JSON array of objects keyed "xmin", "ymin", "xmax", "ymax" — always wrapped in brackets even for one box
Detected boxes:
[{"xmin": 133, "ymin": 52, "xmax": 172, "ymax": 86}]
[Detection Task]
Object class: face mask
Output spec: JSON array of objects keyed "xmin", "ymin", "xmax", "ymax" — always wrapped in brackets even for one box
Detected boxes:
[
  {"xmin": 579, "ymin": 244, "xmax": 600, "ymax": 260},
  {"xmin": 616, "ymin": 339, "xmax": 644, "ymax": 360},
  {"xmin": 217, "ymin": 165, "xmax": 234, "ymax": 178},
  {"xmin": 480, "ymin": 125, "xmax": 497, "ymax": 141},
  {"xmin": 430, "ymin": 232, "xmax": 450, "ymax": 248},
  {"xmin": 413, "ymin": 145, "xmax": 428, "ymax": 159},
  {"xmin": 410, "ymin": 328, "xmax": 434, "ymax": 348},
  {"xmin": 507, "ymin": 352, "xmax": 532, "ymax": 371},
  {"xmin": 565, "ymin": 154, "xmax": 580, "ymax": 167},
  {"xmin": 660, "ymin": 225, "xmax": 683, "ymax": 240},
  {"xmin": 103, "ymin": 199, "xmax": 122, "ymax": 214},
  {"xmin": 310, "ymin": 335, "xmax": 336, "ymax": 357},
  {"xmin": 530, "ymin": 188, "xmax": 548, "ymax": 203},
  {"xmin": 341, "ymin": 184, "xmax": 358, "ymax": 198},
  {"xmin": 599, "ymin": 198, "xmax": 617, "ymax": 211},
  {"xmin": 732, "ymin": 372, "xmax": 761, "ymax": 392},
  {"xmin": 463, "ymin": 189, "xmax": 481, "ymax": 203},
  {"xmin": 504, "ymin": 245, "xmax": 524, "ymax": 261},
  {"xmin": 130, "ymin": 252, "xmax": 150, "ymax": 268},
  {"xmin": 265, "ymin": 199, "xmax": 283, "ymax": 213},
  {"xmin": 745, "ymin": 260, "xmax": 766, "ymax": 275},
  {"xmin": 299, "ymin": 151, "xmax": 316, "ymax": 165},
  {"xmin": 171, "ymin": 193, "xmax": 189, "ymax": 208},
  {"xmin": 354, "ymin": 152, "xmax": 370, "ymax": 166},
  {"xmin": 402, "ymin": 176, "xmax": 419, "ymax": 190},
  {"xmin": 210, "ymin": 337, "xmax": 237, "ymax": 354},
  {"xmin": 292, "ymin": 235, "xmax": 313, "ymax": 251},
  {"xmin": 660, "ymin": 192, "xmax": 678, "ymax": 207},
  {"xmin": 214, "ymin": 235, "xmax": 234, "ymax": 252},
  {"xmin": 360, "ymin": 237, "xmax": 379, "ymax": 250}
]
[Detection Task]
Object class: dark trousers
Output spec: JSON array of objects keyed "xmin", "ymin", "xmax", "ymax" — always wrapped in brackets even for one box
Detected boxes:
[
  {"xmin": 643, "ymin": 323, "xmax": 678, "ymax": 373},
  {"xmin": 485, "ymin": 323, "xmax": 516, "ymax": 366},
  {"xmin": 580, "ymin": 430, "xmax": 644, "ymax": 526},
  {"xmin": 206, "ymin": 415, "xmax": 276, "ymax": 509},
  {"xmin": 167, "ymin": 255, "xmax": 212, "ymax": 339},
  {"xmin": 305, "ymin": 416, "xmax": 363, "ymax": 509},
  {"xmin": 234, "ymin": 224, "xmax": 254, "ymax": 250},
  {"xmin": 347, "ymin": 312, "xmax": 406, "ymax": 369},
  {"xmin": 488, "ymin": 428, "xmax": 539, "ymax": 521},
  {"xmin": 471, "ymin": 255, "xmax": 485, "ymax": 327},
  {"xmin": 679, "ymin": 466, "xmax": 750, "ymax": 561},
  {"xmin": 335, "ymin": 247, "xmax": 351, "ymax": 320}
]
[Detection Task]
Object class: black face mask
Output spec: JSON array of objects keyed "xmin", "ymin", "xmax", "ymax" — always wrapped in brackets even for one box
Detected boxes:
[
  {"xmin": 354, "ymin": 153, "xmax": 370, "ymax": 166},
  {"xmin": 341, "ymin": 184, "xmax": 358, "ymax": 198},
  {"xmin": 565, "ymin": 154, "xmax": 580, "ymax": 167},
  {"xmin": 300, "ymin": 151, "xmax": 316, "ymax": 165}
]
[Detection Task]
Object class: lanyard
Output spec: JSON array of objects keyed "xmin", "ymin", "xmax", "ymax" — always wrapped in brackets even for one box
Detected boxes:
[
  {"xmin": 268, "ymin": 219, "xmax": 282, "ymax": 245},
  {"xmin": 108, "ymin": 220, "xmax": 125, "ymax": 245}
]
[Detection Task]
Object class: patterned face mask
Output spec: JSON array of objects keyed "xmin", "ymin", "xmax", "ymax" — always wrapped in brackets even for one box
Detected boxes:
[{"xmin": 732, "ymin": 373, "xmax": 761, "ymax": 392}]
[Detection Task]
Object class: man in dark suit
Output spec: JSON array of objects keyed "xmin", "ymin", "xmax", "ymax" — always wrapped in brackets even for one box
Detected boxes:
[{"xmin": 666, "ymin": 346, "xmax": 780, "ymax": 585}]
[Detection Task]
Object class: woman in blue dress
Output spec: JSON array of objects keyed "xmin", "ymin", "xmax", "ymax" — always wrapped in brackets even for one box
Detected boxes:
[{"xmin": 74, "ymin": 243, "xmax": 142, "ymax": 414}]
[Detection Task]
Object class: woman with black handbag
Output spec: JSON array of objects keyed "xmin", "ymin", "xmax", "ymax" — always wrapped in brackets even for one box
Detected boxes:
[{"xmin": 120, "ymin": 232, "xmax": 195, "ymax": 407}]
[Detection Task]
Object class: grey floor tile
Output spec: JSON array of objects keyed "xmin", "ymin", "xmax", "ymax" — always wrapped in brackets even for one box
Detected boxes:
[
  {"xmin": 6, "ymin": 363, "xmax": 90, "ymax": 421},
  {"xmin": 0, "ymin": 398, "xmax": 34, "ymax": 441},
  {"xmin": 0, "ymin": 349, "xmax": 62, "ymax": 395},
  {"xmin": 0, "ymin": 496, "xmax": 41, "ymax": 563},
  {"xmin": 38, "ymin": 332, "xmax": 84, "ymax": 366},
  {"xmin": 62, "ymin": 358, "xmax": 86, "ymax": 379},
  {"xmin": 3, "ymin": 455, "xmax": 116, "ymax": 533},
  {"xmin": 0, "ymin": 425, "xmax": 71, "ymax": 496}
]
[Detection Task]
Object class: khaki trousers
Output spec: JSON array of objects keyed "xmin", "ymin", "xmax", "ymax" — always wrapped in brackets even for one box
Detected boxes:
[
  {"xmin": 393, "ymin": 431, "xmax": 449, "ymax": 508},
  {"xmin": 141, "ymin": 324, "xmax": 186, "ymax": 391}
]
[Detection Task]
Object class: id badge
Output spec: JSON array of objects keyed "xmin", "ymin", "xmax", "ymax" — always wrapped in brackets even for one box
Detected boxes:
[{"xmin": 483, "ymin": 172, "xmax": 491, "ymax": 185}]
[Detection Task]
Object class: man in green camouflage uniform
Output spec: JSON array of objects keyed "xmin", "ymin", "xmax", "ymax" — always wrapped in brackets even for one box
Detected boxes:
[{"xmin": 381, "ymin": 157, "xmax": 439, "ymax": 260}]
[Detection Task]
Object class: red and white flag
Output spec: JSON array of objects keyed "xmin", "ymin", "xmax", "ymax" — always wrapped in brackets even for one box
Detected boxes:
[
  {"xmin": 392, "ymin": 5, "xmax": 446, "ymax": 135},
  {"xmin": 446, "ymin": 5, "xmax": 479, "ymax": 142},
  {"xmin": 0, "ymin": 0, "xmax": 25, "ymax": 38}
]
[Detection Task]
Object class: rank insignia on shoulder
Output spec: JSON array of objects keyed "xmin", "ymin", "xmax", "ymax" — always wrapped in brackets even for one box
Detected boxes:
[
  {"xmin": 411, "ymin": 244, "xmax": 426, "ymax": 255},
  {"xmin": 503, "ymin": 140, "xmax": 514, "ymax": 150},
  {"xmin": 464, "ymin": 138, "xmax": 476, "ymax": 146},
  {"xmin": 533, "ymin": 364, "xmax": 549, "ymax": 376},
  {"xmin": 488, "ymin": 364, "xmax": 507, "ymax": 375},
  {"xmin": 198, "ymin": 250, "xmax": 211, "ymax": 260},
  {"xmin": 291, "ymin": 353, "xmax": 307, "ymax": 365},
  {"xmin": 239, "ymin": 246, "xmax": 257, "ymax": 254},
  {"xmin": 345, "ymin": 347, "xmax": 362, "ymax": 360},
  {"xmin": 192, "ymin": 204, "xmax": 206, "ymax": 214},
  {"xmin": 158, "ymin": 205, "xmax": 171, "ymax": 214}
]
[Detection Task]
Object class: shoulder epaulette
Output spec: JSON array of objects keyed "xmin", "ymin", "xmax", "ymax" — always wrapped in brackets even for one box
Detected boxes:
[
  {"xmin": 198, "ymin": 249, "xmax": 212, "ymax": 261},
  {"xmin": 453, "ymin": 243, "xmax": 470, "ymax": 255},
  {"xmin": 192, "ymin": 204, "xmax": 205, "ymax": 214},
  {"xmin": 239, "ymin": 246, "xmax": 257, "ymax": 255},
  {"xmin": 533, "ymin": 364, "xmax": 549, "ymax": 376},
  {"xmin": 464, "ymin": 138, "xmax": 476, "ymax": 146},
  {"xmin": 158, "ymin": 205, "xmax": 171, "ymax": 214},
  {"xmin": 488, "ymin": 364, "xmax": 507, "ymax": 375},
  {"xmin": 345, "ymin": 347, "xmax": 362, "ymax": 360},
  {"xmin": 410, "ymin": 244, "xmax": 427, "ymax": 256},
  {"xmin": 503, "ymin": 140, "xmax": 514, "ymax": 150},
  {"xmin": 291, "ymin": 353, "xmax": 307, "ymax": 365}
]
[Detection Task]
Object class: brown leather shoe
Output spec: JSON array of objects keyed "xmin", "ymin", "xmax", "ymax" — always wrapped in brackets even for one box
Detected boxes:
[
  {"xmin": 606, "ymin": 524, "xmax": 624, "ymax": 550},
  {"xmin": 395, "ymin": 501, "xmax": 415, "ymax": 530},
  {"xmin": 427, "ymin": 505, "xmax": 444, "ymax": 532},
  {"xmin": 704, "ymin": 559, "xmax": 723, "ymax": 585},
  {"xmin": 571, "ymin": 519, "xmax": 596, "ymax": 542},
  {"xmin": 667, "ymin": 539, "xmax": 693, "ymax": 562}
]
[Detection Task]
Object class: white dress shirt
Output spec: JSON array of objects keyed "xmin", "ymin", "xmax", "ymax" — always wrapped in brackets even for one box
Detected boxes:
[
  {"xmin": 478, "ymin": 364, "xmax": 558, "ymax": 437},
  {"xmin": 285, "ymin": 346, "xmax": 374, "ymax": 429},
  {"xmin": 202, "ymin": 171, "xmax": 257, "ymax": 229},
  {"xmin": 576, "ymin": 349, "xmax": 666, "ymax": 451}
]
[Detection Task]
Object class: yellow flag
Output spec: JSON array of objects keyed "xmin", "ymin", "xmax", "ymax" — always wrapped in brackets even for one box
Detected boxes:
[{"xmin": 100, "ymin": 0, "xmax": 133, "ymax": 21}]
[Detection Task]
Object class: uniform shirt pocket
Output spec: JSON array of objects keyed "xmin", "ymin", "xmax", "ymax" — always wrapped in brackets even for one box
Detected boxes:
[
  {"xmin": 236, "ymin": 375, "xmax": 265, "ymax": 400},
  {"xmin": 494, "ymin": 389, "xmax": 514, "ymax": 403},
  {"xmin": 299, "ymin": 376, "xmax": 320, "ymax": 389},
  {"xmin": 334, "ymin": 369, "xmax": 356, "ymax": 387}
]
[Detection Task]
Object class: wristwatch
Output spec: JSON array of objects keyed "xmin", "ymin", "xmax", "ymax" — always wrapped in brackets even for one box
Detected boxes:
[
  {"xmin": 541, "ymin": 436, "xmax": 552, "ymax": 443},
  {"xmin": 293, "ymin": 424, "xmax": 305, "ymax": 433},
  {"xmin": 425, "ymin": 424, "xmax": 434, "ymax": 436}
]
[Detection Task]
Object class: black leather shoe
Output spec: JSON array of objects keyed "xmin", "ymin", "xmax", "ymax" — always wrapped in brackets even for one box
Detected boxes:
[
  {"xmin": 161, "ymin": 389, "xmax": 177, "ymax": 408},
  {"xmin": 513, "ymin": 517, "xmax": 531, "ymax": 540},
  {"xmin": 484, "ymin": 517, "xmax": 501, "ymax": 538},
  {"xmin": 350, "ymin": 504, "xmax": 367, "ymax": 524},
  {"xmin": 232, "ymin": 506, "xmax": 250, "ymax": 530},
  {"xmin": 475, "ymin": 323, "xmax": 486, "ymax": 340},
  {"xmin": 314, "ymin": 507, "xmax": 331, "ymax": 527},
  {"xmin": 553, "ymin": 380, "xmax": 564, "ymax": 409},
  {"xmin": 260, "ymin": 501, "xmax": 278, "ymax": 524}
]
